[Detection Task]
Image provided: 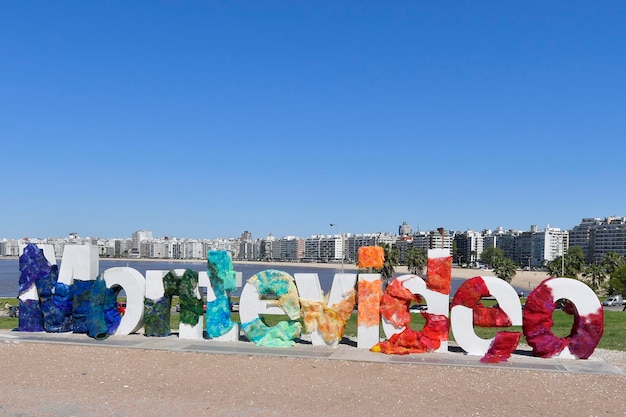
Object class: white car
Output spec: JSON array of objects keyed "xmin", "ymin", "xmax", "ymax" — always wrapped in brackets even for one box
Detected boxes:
[
  {"xmin": 409, "ymin": 304, "xmax": 427, "ymax": 313},
  {"xmin": 602, "ymin": 295, "xmax": 624, "ymax": 306}
]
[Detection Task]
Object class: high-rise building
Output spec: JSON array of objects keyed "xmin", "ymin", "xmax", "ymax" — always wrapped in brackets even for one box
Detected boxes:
[
  {"xmin": 589, "ymin": 217, "xmax": 626, "ymax": 263},
  {"xmin": 454, "ymin": 230, "xmax": 483, "ymax": 265},
  {"xmin": 570, "ymin": 218, "xmax": 603, "ymax": 263},
  {"xmin": 131, "ymin": 230, "xmax": 153, "ymax": 257},
  {"xmin": 398, "ymin": 221, "xmax": 412, "ymax": 237}
]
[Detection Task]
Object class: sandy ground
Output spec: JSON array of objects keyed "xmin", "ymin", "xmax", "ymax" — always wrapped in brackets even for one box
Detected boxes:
[
  {"xmin": 0, "ymin": 341, "xmax": 625, "ymax": 417},
  {"xmin": 233, "ymin": 260, "xmax": 550, "ymax": 292},
  {"xmin": 15, "ymin": 256, "xmax": 550, "ymax": 292}
]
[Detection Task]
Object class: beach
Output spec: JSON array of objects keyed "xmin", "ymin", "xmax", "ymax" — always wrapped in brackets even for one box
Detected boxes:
[{"xmin": 232, "ymin": 260, "xmax": 549, "ymax": 292}]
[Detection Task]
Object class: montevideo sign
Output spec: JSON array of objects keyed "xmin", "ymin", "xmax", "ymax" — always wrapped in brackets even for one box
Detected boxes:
[{"xmin": 16, "ymin": 243, "xmax": 603, "ymax": 363}]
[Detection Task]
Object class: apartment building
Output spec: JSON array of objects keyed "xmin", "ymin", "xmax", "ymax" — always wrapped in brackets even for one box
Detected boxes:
[
  {"xmin": 589, "ymin": 217, "xmax": 626, "ymax": 263},
  {"xmin": 570, "ymin": 218, "xmax": 602, "ymax": 263},
  {"xmin": 6, "ymin": 217, "xmax": 626, "ymax": 268},
  {"xmin": 454, "ymin": 230, "xmax": 483, "ymax": 265}
]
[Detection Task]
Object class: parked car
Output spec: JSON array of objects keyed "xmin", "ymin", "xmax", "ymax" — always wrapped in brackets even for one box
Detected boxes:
[
  {"xmin": 175, "ymin": 303, "xmax": 206, "ymax": 312},
  {"xmin": 117, "ymin": 302, "xmax": 126, "ymax": 315},
  {"xmin": 602, "ymin": 295, "xmax": 624, "ymax": 307},
  {"xmin": 409, "ymin": 304, "xmax": 427, "ymax": 313}
]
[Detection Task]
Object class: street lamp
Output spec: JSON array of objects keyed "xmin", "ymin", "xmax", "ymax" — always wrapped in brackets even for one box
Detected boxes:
[
  {"xmin": 330, "ymin": 223, "xmax": 344, "ymax": 274},
  {"xmin": 560, "ymin": 234, "xmax": 565, "ymax": 277}
]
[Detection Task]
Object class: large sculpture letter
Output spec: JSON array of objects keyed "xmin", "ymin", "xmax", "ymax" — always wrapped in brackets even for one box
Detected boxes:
[
  {"xmin": 144, "ymin": 269, "xmax": 204, "ymax": 339},
  {"xmin": 239, "ymin": 269, "xmax": 302, "ymax": 347},
  {"xmin": 296, "ymin": 272, "xmax": 357, "ymax": 347},
  {"xmin": 103, "ymin": 267, "xmax": 146, "ymax": 335},
  {"xmin": 451, "ymin": 276, "xmax": 522, "ymax": 362},
  {"xmin": 523, "ymin": 277, "xmax": 603, "ymax": 359},
  {"xmin": 356, "ymin": 246, "xmax": 385, "ymax": 349},
  {"xmin": 374, "ymin": 249, "xmax": 451, "ymax": 354},
  {"xmin": 203, "ymin": 250, "xmax": 240, "ymax": 341},
  {"xmin": 17, "ymin": 243, "xmax": 57, "ymax": 331},
  {"xmin": 60, "ymin": 245, "xmax": 99, "ymax": 334}
]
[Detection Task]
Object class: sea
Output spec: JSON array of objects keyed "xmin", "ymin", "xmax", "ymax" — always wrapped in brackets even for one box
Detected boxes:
[{"xmin": 0, "ymin": 258, "xmax": 525, "ymax": 298}]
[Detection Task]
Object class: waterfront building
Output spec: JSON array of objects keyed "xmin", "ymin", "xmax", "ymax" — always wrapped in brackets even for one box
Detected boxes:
[
  {"xmin": 394, "ymin": 237, "xmax": 413, "ymax": 264},
  {"xmin": 512, "ymin": 225, "xmax": 568, "ymax": 268},
  {"xmin": 4, "ymin": 217, "xmax": 626, "ymax": 268},
  {"xmin": 303, "ymin": 235, "xmax": 322, "ymax": 262},
  {"xmin": 346, "ymin": 234, "xmax": 378, "ymax": 263},
  {"xmin": 454, "ymin": 230, "xmax": 483, "ymax": 265},
  {"xmin": 184, "ymin": 240, "xmax": 205, "ymax": 259},
  {"xmin": 398, "ymin": 221, "xmax": 412, "ymax": 237},
  {"xmin": 238, "ymin": 239, "xmax": 255, "ymax": 261},
  {"xmin": 131, "ymin": 230, "xmax": 153, "ymax": 257},
  {"xmin": 303, "ymin": 235, "xmax": 342, "ymax": 263},
  {"xmin": 258, "ymin": 233, "xmax": 276, "ymax": 261},
  {"xmin": 0, "ymin": 239, "xmax": 19, "ymax": 256},
  {"xmin": 427, "ymin": 229, "xmax": 452, "ymax": 253},
  {"xmin": 152, "ymin": 240, "xmax": 167, "ymax": 259},
  {"xmin": 542, "ymin": 226, "xmax": 569, "ymax": 264},
  {"xmin": 277, "ymin": 236, "xmax": 305, "ymax": 261},
  {"xmin": 411, "ymin": 231, "xmax": 430, "ymax": 252},
  {"xmin": 569, "ymin": 218, "xmax": 603, "ymax": 263},
  {"xmin": 497, "ymin": 232, "xmax": 519, "ymax": 264},
  {"xmin": 588, "ymin": 217, "xmax": 626, "ymax": 263}
]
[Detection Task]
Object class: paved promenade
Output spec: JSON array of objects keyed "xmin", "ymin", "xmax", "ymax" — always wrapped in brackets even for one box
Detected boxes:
[{"xmin": 1, "ymin": 329, "xmax": 622, "ymax": 376}]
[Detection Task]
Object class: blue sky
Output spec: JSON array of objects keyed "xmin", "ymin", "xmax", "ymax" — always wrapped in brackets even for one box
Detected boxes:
[{"xmin": 1, "ymin": 1, "xmax": 625, "ymax": 240}]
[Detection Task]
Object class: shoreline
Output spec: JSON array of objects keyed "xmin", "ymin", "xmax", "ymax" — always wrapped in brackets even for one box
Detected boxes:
[
  {"xmin": 97, "ymin": 258, "xmax": 551, "ymax": 288},
  {"xmin": 1, "ymin": 256, "xmax": 551, "ymax": 291}
]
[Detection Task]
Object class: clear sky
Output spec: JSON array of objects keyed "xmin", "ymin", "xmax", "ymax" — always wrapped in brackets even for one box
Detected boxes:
[{"xmin": 1, "ymin": 1, "xmax": 625, "ymax": 240}]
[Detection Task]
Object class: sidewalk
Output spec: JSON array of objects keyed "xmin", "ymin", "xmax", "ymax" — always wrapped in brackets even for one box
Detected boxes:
[{"xmin": 1, "ymin": 329, "xmax": 622, "ymax": 376}]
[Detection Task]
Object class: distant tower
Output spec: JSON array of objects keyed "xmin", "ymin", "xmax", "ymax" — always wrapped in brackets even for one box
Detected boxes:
[
  {"xmin": 398, "ymin": 221, "xmax": 413, "ymax": 236},
  {"xmin": 240, "ymin": 230, "xmax": 252, "ymax": 241},
  {"xmin": 131, "ymin": 229, "xmax": 152, "ymax": 257}
]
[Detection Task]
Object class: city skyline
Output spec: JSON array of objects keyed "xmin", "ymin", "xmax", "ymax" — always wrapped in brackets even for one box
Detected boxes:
[
  {"xmin": 2, "ymin": 2, "xmax": 625, "ymax": 240},
  {"xmin": 0, "ymin": 216, "xmax": 604, "ymax": 242}
]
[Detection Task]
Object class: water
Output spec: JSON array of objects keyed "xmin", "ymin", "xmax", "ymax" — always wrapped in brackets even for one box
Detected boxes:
[
  {"xmin": 0, "ymin": 258, "xmax": 343, "ymax": 297},
  {"xmin": 0, "ymin": 258, "xmax": 525, "ymax": 298}
]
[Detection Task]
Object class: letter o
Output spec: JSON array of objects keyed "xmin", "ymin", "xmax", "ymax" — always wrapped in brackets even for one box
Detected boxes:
[{"xmin": 523, "ymin": 278, "xmax": 603, "ymax": 359}]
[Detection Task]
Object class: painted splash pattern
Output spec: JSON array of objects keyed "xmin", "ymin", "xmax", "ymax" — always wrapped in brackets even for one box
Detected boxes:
[
  {"xmin": 357, "ymin": 246, "xmax": 385, "ymax": 270},
  {"xmin": 300, "ymin": 290, "xmax": 356, "ymax": 346},
  {"xmin": 18, "ymin": 243, "xmax": 120, "ymax": 338},
  {"xmin": 241, "ymin": 269, "xmax": 302, "ymax": 347},
  {"xmin": 452, "ymin": 276, "xmax": 521, "ymax": 363},
  {"xmin": 523, "ymin": 278, "xmax": 603, "ymax": 359},
  {"xmin": 205, "ymin": 250, "xmax": 237, "ymax": 338},
  {"xmin": 372, "ymin": 279, "xmax": 449, "ymax": 354},
  {"xmin": 144, "ymin": 269, "xmax": 203, "ymax": 337}
]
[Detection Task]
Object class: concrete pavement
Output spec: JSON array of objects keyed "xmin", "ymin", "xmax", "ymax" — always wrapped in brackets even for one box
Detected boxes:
[{"xmin": 1, "ymin": 329, "xmax": 623, "ymax": 376}]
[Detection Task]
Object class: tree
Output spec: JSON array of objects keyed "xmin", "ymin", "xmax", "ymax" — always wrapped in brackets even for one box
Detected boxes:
[
  {"xmin": 546, "ymin": 246, "xmax": 586, "ymax": 278},
  {"xmin": 377, "ymin": 242, "xmax": 399, "ymax": 288},
  {"xmin": 580, "ymin": 252, "xmax": 625, "ymax": 292},
  {"xmin": 582, "ymin": 263, "xmax": 606, "ymax": 291},
  {"xmin": 545, "ymin": 258, "xmax": 563, "ymax": 277},
  {"xmin": 406, "ymin": 247, "xmax": 427, "ymax": 275},
  {"xmin": 480, "ymin": 247, "xmax": 504, "ymax": 267},
  {"xmin": 601, "ymin": 252, "xmax": 625, "ymax": 275},
  {"xmin": 492, "ymin": 257, "xmax": 517, "ymax": 283},
  {"xmin": 608, "ymin": 265, "xmax": 626, "ymax": 297},
  {"xmin": 566, "ymin": 246, "xmax": 586, "ymax": 273}
]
